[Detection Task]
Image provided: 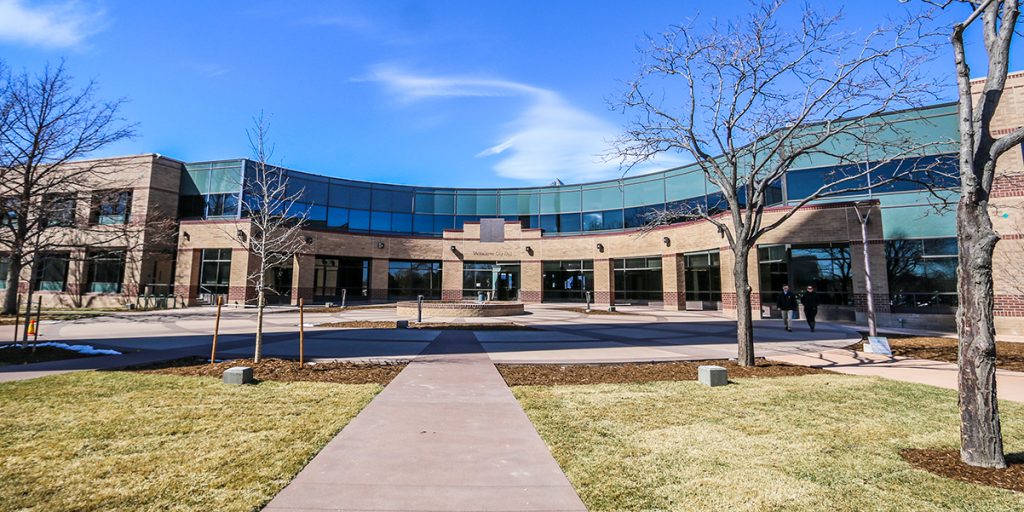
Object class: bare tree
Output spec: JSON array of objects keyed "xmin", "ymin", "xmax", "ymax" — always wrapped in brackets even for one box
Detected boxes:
[
  {"xmin": 0, "ymin": 62, "xmax": 134, "ymax": 336},
  {"xmin": 926, "ymin": 0, "xmax": 1024, "ymax": 469},
  {"xmin": 231, "ymin": 114, "xmax": 308, "ymax": 363},
  {"xmin": 613, "ymin": 1, "xmax": 946, "ymax": 366}
]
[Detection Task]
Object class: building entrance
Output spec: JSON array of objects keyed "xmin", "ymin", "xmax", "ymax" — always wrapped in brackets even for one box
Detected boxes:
[{"xmin": 463, "ymin": 261, "xmax": 521, "ymax": 301}]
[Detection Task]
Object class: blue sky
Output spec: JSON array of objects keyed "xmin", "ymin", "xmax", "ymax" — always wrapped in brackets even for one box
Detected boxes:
[{"xmin": 0, "ymin": 1, "xmax": 1018, "ymax": 187}]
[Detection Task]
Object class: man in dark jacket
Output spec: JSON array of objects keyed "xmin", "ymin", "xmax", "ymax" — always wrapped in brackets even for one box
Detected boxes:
[
  {"xmin": 776, "ymin": 284, "xmax": 797, "ymax": 332},
  {"xmin": 801, "ymin": 285, "xmax": 820, "ymax": 332}
]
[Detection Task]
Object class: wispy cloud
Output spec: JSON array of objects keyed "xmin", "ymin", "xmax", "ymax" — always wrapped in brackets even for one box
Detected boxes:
[
  {"xmin": 366, "ymin": 66, "xmax": 679, "ymax": 183},
  {"xmin": 0, "ymin": 0, "xmax": 104, "ymax": 48}
]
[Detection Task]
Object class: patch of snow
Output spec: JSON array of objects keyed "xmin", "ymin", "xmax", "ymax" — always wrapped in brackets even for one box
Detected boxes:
[{"xmin": 0, "ymin": 342, "xmax": 121, "ymax": 355}]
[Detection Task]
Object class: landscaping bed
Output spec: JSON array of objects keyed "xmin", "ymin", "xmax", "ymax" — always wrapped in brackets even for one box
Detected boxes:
[
  {"xmin": 317, "ymin": 320, "xmax": 537, "ymax": 330},
  {"xmin": 902, "ymin": 448, "xmax": 1024, "ymax": 493},
  {"xmin": 855, "ymin": 334, "xmax": 1024, "ymax": 372},
  {"xmin": 497, "ymin": 358, "xmax": 822, "ymax": 386},
  {"xmin": 0, "ymin": 371, "xmax": 378, "ymax": 512},
  {"xmin": 513, "ymin": 374, "xmax": 1024, "ymax": 510},
  {"xmin": 125, "ymin": 356, "xmax": 405, "ymax": 385}
]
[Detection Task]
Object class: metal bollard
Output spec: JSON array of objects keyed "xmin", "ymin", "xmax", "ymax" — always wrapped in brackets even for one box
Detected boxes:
[
  {"xmin": 585, "ymin": 291, "xmax": 592, "ymax": 312},
  {"xmin": 341, "ymin": 288, "xmax": 347, "ymax": 308},
  {"xmin": 417, "ymin": 294, "xmax": 424, "ymax": 323}
]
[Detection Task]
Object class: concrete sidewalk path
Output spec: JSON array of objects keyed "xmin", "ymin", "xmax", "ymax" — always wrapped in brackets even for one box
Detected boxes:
[
  {"xmin": 768, "ymin": 347, "xmax": 1024, "ymax": 403},
  {"xmin": 263, "ymin": 331, "xmax": 586, "ymax": 512}
]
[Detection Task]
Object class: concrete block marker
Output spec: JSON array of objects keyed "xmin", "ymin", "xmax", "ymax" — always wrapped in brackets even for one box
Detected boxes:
[
  {"xmin": 223, "ymin": 366, "xmax": 253, "ymax": 385},
  {"xmin": 698, "ymin": 365, "xmax": 728, "ymax": 387}
]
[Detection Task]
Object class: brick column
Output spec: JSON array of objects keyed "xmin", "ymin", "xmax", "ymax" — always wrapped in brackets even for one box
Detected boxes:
[
  {"xmin": 662, "ymin": 253, "xmax": 685, "ymax": 310},
  {"xmin": 228, "ymin": 249, "xmax": 257, "ymax": 305},
  {"xmin": 593, "ymin": 258, "xmax": 615, "ymax": 308},
  {"xmin": 719, "ymin": 247, "xmax": 760, "ymax": 319},
  {"xmin": 174, "ymin": 248, "xmax": 201, "ymax": 306},
  {"xmin": 292, "ymin": 253, "xmax": 315, "ymax": 305},
  {"xmin": 520, "ymin": 260, "xmax": 542, "ymax": 303},
  {"xmin": 441, "ymin": 258, "xmax": 463, "ymax": 300},
  {"xmin": 369, "ymin": 258, "xmax": 389, "ymax": 302}
]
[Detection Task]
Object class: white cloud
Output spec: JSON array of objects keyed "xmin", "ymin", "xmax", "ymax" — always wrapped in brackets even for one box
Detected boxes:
[
  {"xmin": 0, "ymin": 0, "xmax": 103, "ymax": 48},
  {"xmin": 365, "ymin": 66, "xmax": 681, "ymax": 183}
]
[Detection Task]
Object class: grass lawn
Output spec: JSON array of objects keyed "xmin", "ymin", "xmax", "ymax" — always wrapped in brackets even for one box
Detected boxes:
[
  {"xmin": 0, "ymin": 371, "xmax": 380, "ymax": 512},
  {"xmin": 514, "ymin": 374, "xmax": 1024, "ymax": 511}
]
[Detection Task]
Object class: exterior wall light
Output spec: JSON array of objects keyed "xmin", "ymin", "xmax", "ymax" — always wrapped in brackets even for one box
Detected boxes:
[
  {"xmin": 596, "ymin": 243, "xmax": 604, "ymax": 252},
  {"xmin": 304, "ymin": 236, "xmax": 313, "ymax": 244},
  {"xmin": 377, "ymin": 241, "xmax": 385, "ymax": 249},
  {"xmin": 663, "ymin": 236, "xmax": 671, "ymax": 246},
  {"xmin": 183, "ymin": 231, "xmax": 190, "ymax": 241},
  {"xmin": 525, "ymin": 246, "xmax": 533, "ymax": 256},
  {"xmin": 450, "ymin": 245, "xmax": 457, "ymax": 252},
  {"xmin": 236, "ymin": 229, "xmax": 247, "ymax": 242}
]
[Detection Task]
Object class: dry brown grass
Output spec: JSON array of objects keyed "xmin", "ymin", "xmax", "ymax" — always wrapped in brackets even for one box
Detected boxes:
[
  {"xmin": 514, "ymin": 374, "xmax": 1024, "ymax": 511},
  {"xmin": 0, "ymin": 372, "xmax": 379, "ymax": 511}
]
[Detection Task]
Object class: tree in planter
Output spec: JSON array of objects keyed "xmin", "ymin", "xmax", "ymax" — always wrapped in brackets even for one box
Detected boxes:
[
  {"xmin": 0, "ymin": 63, "xmax": 134, "ymax": 338},
  {"xmin": 612, "ymin": 1, "xmax": 950, "ymax": 366},
  {"xmin": 925, "ymin": 0, "xmax": 1024, "ymax": 469},
  {"xmin": 232, "ymin": 114, "xmax": 308, "ymax": 363}
]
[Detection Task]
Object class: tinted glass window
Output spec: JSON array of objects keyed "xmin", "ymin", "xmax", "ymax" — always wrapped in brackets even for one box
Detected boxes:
[
  {"xmin": 328, "ymin": 208, "xmax": 349, "ymax": 229},
  {"xmin": 559, "ymin": 213, "xmax": 581, "ymax": 233},
  {"xmin": 370, "ymin": 211, "xmax": 391, "ymax": 232},
  {"xmin": 602, "ymin": 209, "xmax": 624, "ymax": 230},
  {"xmin": 349, "ymin": 209, "xmax": 370, "ymax": 230}
]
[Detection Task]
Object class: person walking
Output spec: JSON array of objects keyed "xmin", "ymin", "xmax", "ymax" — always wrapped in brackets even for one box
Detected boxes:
[
  {"xmin": 801, "ymin": 285, "xmax": 820, "ymax": 332},
  {"xmin": 776, "ymin": 284, "xmax": 797, "ymax": 332}
]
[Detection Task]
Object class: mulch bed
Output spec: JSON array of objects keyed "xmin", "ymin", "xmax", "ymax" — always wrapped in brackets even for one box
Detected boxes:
[
  {"xmin": 902, "ymin": 448, "xmax": 1024, "ymax": 493},
  {"xmin": 316, "ymin": 320, "xmax": 537, "ymax": 330},
  {"xmin": 851, "ymin": 334, "xmax": 1024, "ymax": 372},
  {"xmin": 299, "ymin": 304, "xmax": 397, "ymax": 314},
  {"xmin": 122, "ymin": 357, "xmax": 406, "ymax": 385},
  {"xmin": 0, "ymin": 345, "xmax": 98, "ymax": 365},
  {"xmin": 497, "ymin": 358, "xmax": 823, "ymax": 386}
]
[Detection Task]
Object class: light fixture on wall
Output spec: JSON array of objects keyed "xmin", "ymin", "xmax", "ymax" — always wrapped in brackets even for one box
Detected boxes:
[
  {"xmin": 236, "ymin": 229, "xmax": 247, "ymax": 243},
  {"xmin": 377, "ymin": 241, "xmax": 385, "ymax": 249},
  {"xmin": 183, "ymin": 231, "xmax": 190, "ymax": 241},
  {"xmin": 525, "ymin": 246, "xmax": 533, "ymax": 256},
  {"xmin": 596, "ymin": 243, "xmax": 604, "ymax": 253},
  {"xmin": 663, "ymin": 236, "xmax": 671, "ymax": 247},
  {"xmin": 450, "ymin": 245, "xmax": 457, "ymax": 252},
  {"xmin": 304, "ymin": 236, "xmax": 313, "ymax": 244}
]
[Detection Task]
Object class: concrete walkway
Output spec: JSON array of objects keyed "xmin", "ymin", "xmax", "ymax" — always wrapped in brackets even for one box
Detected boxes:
[
  {"xmin": 263, "ymin": 331, "xmax": 585, "ymax": 512},
  {"xmin": 768, "ymin": 347, "xmax": 1024, "ymax": 403}
]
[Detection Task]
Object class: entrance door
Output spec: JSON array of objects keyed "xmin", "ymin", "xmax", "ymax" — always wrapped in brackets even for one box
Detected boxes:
[
  {"xmin": 684, "ymin": 251, "xmax": 722, "ymax": 310},
  {"xmin": 496, "ymin": 271, "xmax": 517, "ymax": 300}
]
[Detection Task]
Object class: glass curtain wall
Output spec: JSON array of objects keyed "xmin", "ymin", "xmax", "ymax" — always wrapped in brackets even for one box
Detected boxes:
[
  {"xmin": 313, "ymin": 256, "xmax": 369, "ymax": 302},
  {"xmin": 388, "ymin": 260, "xmax": 442, "ymax": 299},
  {"xmin": 683, "ymin": 250, "xmax": 721, "ymax": 304},
  {"xmin": 614, "ymin": 257, "xmax": 663, "ymax": 302},
  {"xmin": 463, "ymin": 262, "xmax": 521, "ymax": 301},
  {"xmin": 886, "ymin": 237, "xmax": 958, "ymax": 312},
  {"xmin": 542, "ymin": 260, "xmax": 594, "ymax": 302}
]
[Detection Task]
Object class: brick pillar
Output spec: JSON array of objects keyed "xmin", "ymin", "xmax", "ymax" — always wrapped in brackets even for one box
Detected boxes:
[
  {"xmin": 441, "ymin": 258, "xmax": 463, "ymax": 300},
  {"xmin": 520, "ymin": 260, "xmax": 542, "ymax": 303},
  {"xmin": 662, "ymin": 253, "xmax": 685, "ymax": 310},
  {"xmin": 66, "ymin": 247, "xmax": 87, "ymax": 299},
  {"xmin": 719, "ymin": 246, "xmax": 759, "ymax": 319},
  {"xmin": 174, "ymin": 248, "xmax": 201, "ymax": 306},
  {"xmin": 593, "ymin": 258, "xmax": 615, "ymax": 308},
  {"xmin": 850, "ymin": 240, "xmax": 891, "ymax": 317},
  {"xmin": 228, "ymin": 249, "xmax": 258, "ymax": 305},
  {"xmin": 292, "ymin": 253, "xmax": 315, "ymax": 305},
  {"xmin": 369, "ymin": 258, "xmax": 389, "ymax": 302}
]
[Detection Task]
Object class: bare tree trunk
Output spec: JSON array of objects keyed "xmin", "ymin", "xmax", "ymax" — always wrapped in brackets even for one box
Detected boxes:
[
  {"xmin": 20, "ymin": 257, "xmax": 38, "ymax": 343},
  {"xmin": 734, "ymin": 247, "xmax": 755, "ymax": 366},
  {"xmin": 855, "ymin": 205, "xmax": 878, "ymax": 337},
  {"xmin": 254, "ymin": 290, "xmax": 265, "ymax": 363},
  {"xmin": 957, "ymin": 196, "xmax": 1005, "ymax": 468}
]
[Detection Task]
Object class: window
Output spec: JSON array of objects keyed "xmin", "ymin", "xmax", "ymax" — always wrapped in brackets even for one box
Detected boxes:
[
  {"xmin": 327, "ymin": 207, "xmax": 350, "ymax": 229},
  {"xmin": 0, "ymin": 255, "xmax": 9, "ymax": 290},
  {"xmin": 462, "ymin": 261, "xmax": 520, "ymax": 300},
  {"xmin": 86, "ymin": 250, "xmax": 125, "ymax": 293},
  {"xmin": 44, "ymin": 193, "xmax": 77, "ymax": 227},
  {"xmin": 684, "ymin": 250, "xmax": 721, "ymax": 302},
  {"xmin": 199, "ymin": 248, "xmax": 232, "ymax": 295},
  {"xmin": 90, "ymin": 190, "xmax": 132, "ymax": 225},
  {"xmin": 757, "ymin": 243, "xmax": 852, "ymax": 306},
  {"xmin": 205, "ymin": 193, "xmax": 240, "ymax": 218},
  {"xmin": 34, "ymin": 252, "xmax": 69, "ymax": 291},
  {"xmin": 582, "ymin": 212, "xmax": 603, "ymax": 232},
  {"xmin": 614, "ymin": 257, "xmax": 663, "ymax": 302},
  {"xmin": 388, "ymin": 260, "xmax": 442, "ymax": 299},
  {"xmin": 1, "ymin": 197, "xmax": 18, "ymax": 227},
  {"xmin": 542, "ymin": 260, "xmax": 594, "ymax": 302},
  {"xmin": 602, "ymin": 209, "xmax": 624, "ymax": 230},
  {"xmin": 886, "ymin": 237, "xmax": 958, "ymax": 311},
  {"xmin": 558, "ymin": 213, "xmax": 581, "ymax": 233},
  {"xmin": 314, "ymin": 256, "xmax": 369, "ymax": 299}
]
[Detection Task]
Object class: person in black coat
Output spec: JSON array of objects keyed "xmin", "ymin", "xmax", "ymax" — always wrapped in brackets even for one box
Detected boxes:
[
  {"xmin": 800, "ymin": 285, "xmax": 820, "ymax": 332},
  {"xmin": 776, "ymin": 284, "xmax": 797, "ymax": 332}
]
